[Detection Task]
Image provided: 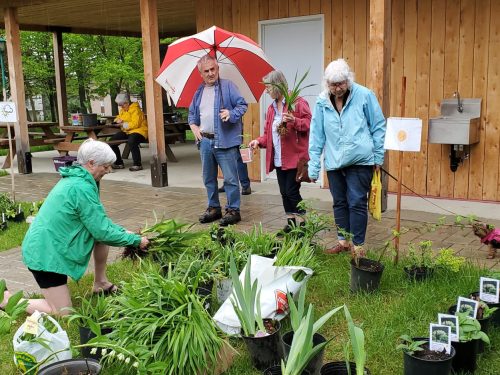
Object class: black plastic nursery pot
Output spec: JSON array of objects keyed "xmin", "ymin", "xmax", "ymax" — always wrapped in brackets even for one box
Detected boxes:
[
  {"xmin": 403, "ymin": 338, "xmax": 455, "ymax": 375},
  {"xmin": 196, "ymin": 280, "xmax": 214, "ymax": 299},
  {"xmin": 79, "ymin": 326, "xmax": 112, "ymax": 360},
  {"xmin": 350, "ymin": 258, "xmax": 384, "ymax": 293},
  {"xmin": 451, "ymin": 339, "xmax": 480, "ymax": 374},
  {"xmin": 320, "ymin": 361, "xmax": 371, "ymax": 375},
  {"xmin": 242, "ymin": 320, "xmax": 283, "ymax": 371},
  {"xmin": 448, "ymin": 304, "xmax": 491, "ymax": 353},
  {"xmin": 470, "ymin": 291, "xmax": 500, "ymax": 327},
  {"xmin": 38, "ymin": 358, "xmax": 101, "ymax": 375},
  {"xmin": 263, "ymin": 364, "xmax": 311, "ymax": 375},
  {"xmin": 12, "ymin": 211, "xmax": 25, "ymax": 223},
  {"xmin": 403, "ymin": 266, "xmax": 434, "ymax": 281},
  {"xmin": 281, "ymin": 331, "xmax": 326, "ymax": 375}
]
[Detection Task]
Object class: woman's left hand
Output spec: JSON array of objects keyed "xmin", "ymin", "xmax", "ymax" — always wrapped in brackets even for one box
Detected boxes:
[{"xmin": 282, "ymin": 112, "xmax": 295, "ymax": 122}]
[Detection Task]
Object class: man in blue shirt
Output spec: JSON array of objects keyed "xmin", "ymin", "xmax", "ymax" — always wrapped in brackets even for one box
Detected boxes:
[{"xmin": 188, "ymin": 54, "xmax": 248, "ymax": 226}]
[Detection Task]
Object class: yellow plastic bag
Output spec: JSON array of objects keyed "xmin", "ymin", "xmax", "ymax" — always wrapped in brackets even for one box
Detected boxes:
[{"xmin": 368, "ymin": 170, "xmax": 382, "ymax": 221}]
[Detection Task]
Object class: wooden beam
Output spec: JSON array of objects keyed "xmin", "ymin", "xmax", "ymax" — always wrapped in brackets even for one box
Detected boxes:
[
  {"xmin": 52, "ymin": 31, "xmax": 68, "ymax": 128},
  {"xmin": 0, "ymin": 0, "xmax": 47, "ymax": 7},
  {"xmin": 368, "ymin": 0, "xmax": 391, "ymax": 210},
  {"xmin": 4, "ymin": 7, "xmax": 29, "ymax": 174},
  {"xmin": 140, "ymin": 0, "xmax": 167, "ymax": 187}
]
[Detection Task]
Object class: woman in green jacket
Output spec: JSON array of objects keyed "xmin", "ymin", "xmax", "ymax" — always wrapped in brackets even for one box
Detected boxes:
[{"xmin": 1, "ymin": 139, "xmax": 149, "ymax": 315}]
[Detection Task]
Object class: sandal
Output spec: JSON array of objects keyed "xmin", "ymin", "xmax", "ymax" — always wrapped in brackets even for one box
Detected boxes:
[{"xmin": 93, "ymin": 283, "xmax": 119, "ymax": 296}]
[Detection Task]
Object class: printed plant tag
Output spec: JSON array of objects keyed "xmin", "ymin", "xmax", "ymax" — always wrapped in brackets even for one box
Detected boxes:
[
  {"xmin": 438, "ymin": 313, "xmax": 459, "ymax": 342},
  {"xmin": 23, "ymin": 315, "xmax": 39, "ymax": 335},
  {"xmin": 479, "ymin": 277, "xmax": 500, "ymax": 304},
  {"xmin": 456, "ymin": 297, "xmax": 479, "ymax": 318},
  {"xmin": 429, "ymin": 323, "xmax": 451, "ymax": 354}
]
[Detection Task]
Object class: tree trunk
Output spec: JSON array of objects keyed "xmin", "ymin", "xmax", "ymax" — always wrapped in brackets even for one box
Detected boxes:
[{"xmin": 78, "ymin": 82, "xmax": 87, "ymax": 114}]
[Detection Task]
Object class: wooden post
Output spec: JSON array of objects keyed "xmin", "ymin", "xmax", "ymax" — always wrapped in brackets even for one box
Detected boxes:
[
  {"xmin": 4, "ymin": 7, "xmax": 29, "ymax": 174},
  {"xmin": 368, "ymin": 0, "xmax": 392, "ymax": 212},
  {"xmin": 140, "ymin": 0, "xmax": 167, "ymax": 187},
  {"xmin": 53, "ymin": 31, "xmax": 68, "ymax": 128},
  {"xmin": 394, "ymin": 76, "xmax": 406, "ymax": 264}
]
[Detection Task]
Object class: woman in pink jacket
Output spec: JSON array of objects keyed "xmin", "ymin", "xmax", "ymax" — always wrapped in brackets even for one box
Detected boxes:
[{"xmin": 249, "ymin": 70, "xmax": 312, "ymax": 232}]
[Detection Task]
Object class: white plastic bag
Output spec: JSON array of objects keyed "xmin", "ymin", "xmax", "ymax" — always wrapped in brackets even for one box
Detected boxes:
[
  {"xmin": 213, "ymin": 255, "xmax": 313, "ymax": 334},
  {"xmin": 13, "ymin": 312, "xmax": 72, "ymax": 374}
]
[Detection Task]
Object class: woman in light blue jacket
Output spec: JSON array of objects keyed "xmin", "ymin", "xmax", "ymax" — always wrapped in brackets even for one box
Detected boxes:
[{"xmin": 308, "ymin": 59, "xmax": 386, "ymax": 256}]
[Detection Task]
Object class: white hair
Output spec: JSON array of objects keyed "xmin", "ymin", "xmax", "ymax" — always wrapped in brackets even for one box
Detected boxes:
[
  {"xmin": 323, "ymin": 58, "xmax": 355, "ymax": 92},
  {"xmin": 197, "ymin": 54, "xmax": 218, "ymax": 71},
  {"xmin": 115, "ymin": 92, "xmax": 131, "ymax": 106},
  {"xmin": 77, "ymin": 138, "xmax": 116, "ymax": 166}
]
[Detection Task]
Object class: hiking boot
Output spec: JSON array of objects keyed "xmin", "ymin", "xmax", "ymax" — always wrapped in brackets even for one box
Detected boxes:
[
  {"xmin": 218, "ymin": 185, "xmax": 225, "ymax": 193},
  {"xmin": 219, "ymin": 209, "xmax": 241, "ymax": 226},
  {"xmin": 199, "ymin": 207, "xmax": 222, "ymax": 224},
  {"xmin": 112, "ymin": 163, "xmax": 125, "ymax": 169},
  {"xmin": 129, "ymin": 165, "xmax": 143, "ymax": 171},
  {"xmin": 241, "ymin": 186, "xmax": 252, "ymax": 195},
  {"xmin": 324, "ymin": 242, "xmax": 352, "ymax": 255}
]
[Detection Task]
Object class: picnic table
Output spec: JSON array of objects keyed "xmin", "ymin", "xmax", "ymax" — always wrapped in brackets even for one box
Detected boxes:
[
  {"xmin": 45, "ymin": 125, "xmax": 123, "ymax": 154},
  {"xmin": 0, "ymin": 122, "xmax": 59, "ymax": 169}
]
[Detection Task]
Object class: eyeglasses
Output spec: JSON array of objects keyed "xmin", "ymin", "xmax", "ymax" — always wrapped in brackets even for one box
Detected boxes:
[{"xmin": 328, "ymin": 80, "xmax": 347, "ymax": 88}]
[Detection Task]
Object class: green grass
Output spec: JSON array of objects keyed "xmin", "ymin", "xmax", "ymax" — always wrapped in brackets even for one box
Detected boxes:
[
  {"xmin": 1, "ymin": 251, "xmax": 499, "ymax": 374},
  {"xmin": 0, "ymin": 169, "xmax": 7, "ymax": 177},
  {"xmin": 0, "ymin": 144, "xmax": 53, "ymax": 156},
  {"xmin": 0, "ymin": 202, "xmax": 34, "ymax": 252}
]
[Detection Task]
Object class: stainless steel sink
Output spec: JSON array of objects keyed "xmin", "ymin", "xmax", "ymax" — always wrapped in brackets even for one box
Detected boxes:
[{"xmin": 428, "ymin": 98, "xmax": 481, "ymax": 145}]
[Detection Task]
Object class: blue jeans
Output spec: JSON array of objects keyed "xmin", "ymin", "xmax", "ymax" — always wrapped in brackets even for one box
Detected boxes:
[
  {"xmin": 199, "ymin": 138, "xmax": 240, "ymax": 211},
  {"xmin": 327, "ymin": 166, "xmax": 373, "ymax": 245},
  {"xmin": 237, "ymin": 152, "xmax": 250, "ymax": 189}
]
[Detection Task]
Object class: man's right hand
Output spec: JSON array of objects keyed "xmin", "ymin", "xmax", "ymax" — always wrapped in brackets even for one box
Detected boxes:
[{"xmin": 189, "ymin": 124, "xmax": 202, "ymax": 141}]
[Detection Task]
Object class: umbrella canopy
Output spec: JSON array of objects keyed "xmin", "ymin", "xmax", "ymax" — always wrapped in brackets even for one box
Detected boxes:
[{"xmin": 156, "ymin": 25, "xmax": 275, "ymax": 107}]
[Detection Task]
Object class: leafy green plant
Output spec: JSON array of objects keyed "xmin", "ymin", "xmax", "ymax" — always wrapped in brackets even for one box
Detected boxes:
[
  {"xmin": 229, "ymin": 255, "xmax": 266, "ymax": 337},
  {"xmin": 435, "ymin": 248, "xmax": 466, "ymax": 272},
  {"xmin": 171, "ymin": 248, "xmax": 222, "ymax": 287},
  {"xmin": 344, "ymin": 305, "xmax": 366, "ymax": 375},
  {"xmin": 0, "ymin": 193, "xmax": 18, "ymax": 219},
  {"xmin": 275, "ymin": 237, "xmax": 318, "ymax": 281},
  {"xmin": 281, "ymin": 303, "xmax": 343, "ymax": 375},
  {"xmin": 396, "ymin": 335, "xmax": 427, "ymax": 356},
  {"xmin": 28, "ymin": 199, "xmax": 44, "ymax": 216},
  {"xmin": 236, "ymin": 223, "xmax": 280, "ymax": 257},
  {"xmin": 263, "ymin": 69, "xmax": 315, "ymax": 135},
  {"xmin": 90, "ymin": 266, "xmax": 225, "ymax": 375},
  {"xmin": 0, "ymin": 280, "xmax": 28, "ymax": 334},
  {"xmin": 66, "ymin": 293, "xmax": 111, "ymax": 335},
  {"xmin": 291, "ymin": 201, "xmax": 333, "ymax": 242},
  {"xmin": 404, "ymin": 240, "xmax": 434, "ymax": 269},
  {"xmin": 456, "ymin": 313, "xmax": 489, "ymax": 344}
]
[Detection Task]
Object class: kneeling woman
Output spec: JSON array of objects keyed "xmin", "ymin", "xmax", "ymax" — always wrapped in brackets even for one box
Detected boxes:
[{"xmin": 1, "ymin": 139, "xmax": 149, "ymax": 315}]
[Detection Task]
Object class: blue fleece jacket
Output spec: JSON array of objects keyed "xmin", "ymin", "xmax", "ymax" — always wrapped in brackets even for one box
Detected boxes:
[
  {"xmin": 308, "ymin": 82, "xmax": 386, "ymax": 180},
  {"xmin": 188, "ymin": 79, "xmax": 248, "ymax": 148}
]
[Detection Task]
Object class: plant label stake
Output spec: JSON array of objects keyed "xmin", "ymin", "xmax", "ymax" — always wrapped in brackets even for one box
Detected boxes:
[{"xmin": 0, "ymin": 101, "xmax": 18, "ymax": 201}]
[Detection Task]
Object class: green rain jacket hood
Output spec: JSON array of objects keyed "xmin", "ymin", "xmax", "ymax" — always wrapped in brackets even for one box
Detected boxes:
[{"xmin": 22, "ymin": 165, "xmax": 141, "ymax": 281}]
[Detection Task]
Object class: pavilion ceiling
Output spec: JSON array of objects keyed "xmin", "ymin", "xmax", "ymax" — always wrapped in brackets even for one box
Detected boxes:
[{"xmin": 0, "ymin": 0, "xmax": 196, "ymax": 37}]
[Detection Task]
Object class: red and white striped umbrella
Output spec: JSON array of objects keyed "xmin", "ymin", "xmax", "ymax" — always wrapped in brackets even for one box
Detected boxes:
[{"xmin": 156, "ymin": 25, "xmax": 275, "ymax": 107}]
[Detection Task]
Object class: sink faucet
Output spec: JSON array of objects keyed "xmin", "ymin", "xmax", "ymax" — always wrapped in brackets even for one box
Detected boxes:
[{"xmin": 454, "ymin": 91, "xmax": 464, "ymax": 113}]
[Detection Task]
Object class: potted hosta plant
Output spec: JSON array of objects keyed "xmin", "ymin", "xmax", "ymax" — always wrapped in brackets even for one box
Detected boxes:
[
  {"xmin": 397, "ymin": 335, "xmax": 455, "ymax": 375},
  {"xmin": 280, "ymin": 286, "xmax": 342, "ymax": 375},
  {"xmin": 230, "ymin": 255, "xmax": 283, "ymax": 370},
  {"xmin": 320, "ymin": 306, "xmax": 371, "ymax": 375},
  {"xmin": 264, "ymin": 70, "xmax": 315, "ymax": 136},
  {"xmin": 451, "ymin": 313, "xmax": 489, "ymax": 374},
  {"xmin": 403, "ymin": 240, "xmax": 435, "ymax": 281}
]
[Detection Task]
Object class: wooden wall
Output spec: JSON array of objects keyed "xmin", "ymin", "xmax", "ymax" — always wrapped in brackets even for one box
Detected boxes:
[
  {"xmin": 388, "ymin": 0, "xmax": 500, "ymax": 202},
  {"xmin": 195, "ymin": 0, "xmax": 500, "ymax": 202}
]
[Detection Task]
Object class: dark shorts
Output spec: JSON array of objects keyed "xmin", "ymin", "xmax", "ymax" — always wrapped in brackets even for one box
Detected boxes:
[{"xmin": 29, "ymin": 268, "xmax": 68, "ymax": 289}]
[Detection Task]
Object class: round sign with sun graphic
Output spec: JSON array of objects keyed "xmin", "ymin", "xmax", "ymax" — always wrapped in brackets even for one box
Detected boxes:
[{"xmin": 397, "ymin": 130, "xmax": 407, "ymax": 142}]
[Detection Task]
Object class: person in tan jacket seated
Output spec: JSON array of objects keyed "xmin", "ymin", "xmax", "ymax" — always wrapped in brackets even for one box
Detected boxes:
[{"xmin": 110, "ymin": 93, "xmax": 148, "ymax": 171}]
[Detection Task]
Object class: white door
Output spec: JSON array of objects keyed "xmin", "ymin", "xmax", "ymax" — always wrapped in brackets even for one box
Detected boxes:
[{"xmin": 259, "ymin": 15, "xmax": 324, "ymax": 186}]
